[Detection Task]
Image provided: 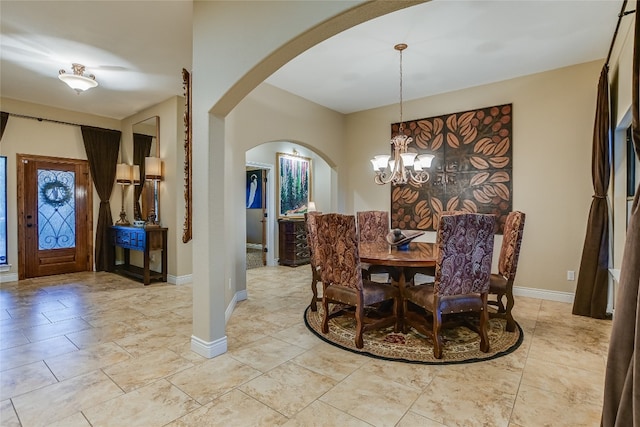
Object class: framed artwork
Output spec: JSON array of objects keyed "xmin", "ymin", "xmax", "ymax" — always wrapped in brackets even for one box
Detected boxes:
[
  {"xmin": 277, "ymin": 152, "xmax": 312, "ymax": 218},
  {"xmin": 181, "ymin": 68, "xmax": 192, "ymax": 243},
  {"xmin": 246, "ymin": 169, "xmax": 263, "ymax": 209},
  {"xmin": 390, "ymin": 103, "xmax": 513, "ymax": 233}
]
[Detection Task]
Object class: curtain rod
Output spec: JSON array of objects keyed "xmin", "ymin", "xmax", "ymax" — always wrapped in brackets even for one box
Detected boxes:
[
  {"xmin": 6, "ymin": 112, "xmax": 86, "ymax": 128},
  {"xmin": 5, "ymin": 112, "xmax": 120, "ymax": 132},
  {"xmin": 606, "ymin": 0, "xmax": 636, "ymax": 67}
]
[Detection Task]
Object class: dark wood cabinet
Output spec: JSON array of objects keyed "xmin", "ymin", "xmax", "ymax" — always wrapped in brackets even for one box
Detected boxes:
[
  {"xmin": 278, "ymin": 219, "xmax": 309, "ymax": 266},
  {"xmin": 110, "ymin": 225, "xmax": 167, "ymax": 285}
]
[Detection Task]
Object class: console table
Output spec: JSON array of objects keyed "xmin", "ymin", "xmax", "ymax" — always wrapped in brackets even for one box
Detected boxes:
[{"xmin": 110, "ymin": 225, "xmax": 167, "ymax": 285}]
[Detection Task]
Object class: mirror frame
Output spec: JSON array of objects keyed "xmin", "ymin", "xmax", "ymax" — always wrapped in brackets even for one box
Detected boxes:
[
  {"xmin": 182, "ymin": 68, "xmax": 192, "ymax": 243},
  {"xmin": 132, "ymin": 116, "xmax": 160, "ymax": 223}
]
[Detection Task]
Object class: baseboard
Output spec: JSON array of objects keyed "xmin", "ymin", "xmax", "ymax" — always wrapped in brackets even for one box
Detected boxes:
[
  {"xmin": 224, "ymin": 289, "xmax": 248, "ymax": 323},
  {"xmin": 225, "ymin": 292, "xmax": 237, "ymax": 323},
  {"xmin": 513, "ymin": 286, "xmax": 574, "ymax": 304},
  {"xmin": 190, "ymin": 334, "xmax": 227, "ymax": 359},
  {"xmin": 0, "ymin": 272, "xmax": 18, "ymax": 283},
  {"xmin": 168, "ymin": 274, "xmax": 192, "ymax": 285}
]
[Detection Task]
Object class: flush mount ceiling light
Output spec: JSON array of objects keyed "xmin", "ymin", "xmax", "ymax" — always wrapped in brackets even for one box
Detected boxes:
[{"xmin": 58, "ymin": 63, "xmax": 98, "ymax": 94}]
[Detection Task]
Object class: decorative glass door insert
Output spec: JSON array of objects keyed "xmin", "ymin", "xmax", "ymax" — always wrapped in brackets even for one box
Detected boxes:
[{"xmin": 38, "ymin": 168, "xmax": 76, "ymax": 250}]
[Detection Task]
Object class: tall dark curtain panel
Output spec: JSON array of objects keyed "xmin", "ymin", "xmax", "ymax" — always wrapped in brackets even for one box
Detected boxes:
[
  {"xmin": 602, "ymin": 3, "xmax": 639, "ymax": 425},
  {"xmin": 133, "ymin": 133, "xmax": 152, "ymax": 220},
  {"xmin": 81, "ymin": 126, "xmax": 121, "ymax": 271},
  {"xmin": 572, "ymin": 66, "xmax": 611, "ymax": 319},
  {"xmin": 0, "ymin": 112, "xmax": 8, "ymax": 141}
]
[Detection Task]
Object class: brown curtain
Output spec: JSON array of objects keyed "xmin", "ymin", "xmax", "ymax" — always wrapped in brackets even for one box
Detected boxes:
[
  {"xmin": 602, "ymin": 3, "xmax": 639, "ymax": 425},
  {"xmin": 133, "ymin": 133, "xmax": 152, "ymax": 220},
  {"xmin": 0, "ymin": 112, "xmax": 8, "ymax": 141},
  {"xmin": 81, "ymin": 126, "xmax": 121, "ymax": 271},
  {"xmin": 572, "ymin": 65, "xmax": 611, "ymax": 319}
]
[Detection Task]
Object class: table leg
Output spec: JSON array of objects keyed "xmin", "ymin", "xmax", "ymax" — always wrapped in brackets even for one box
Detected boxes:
[{"xmin": 392, "ymin": 268, "xmax": 407, "ymax": 331}]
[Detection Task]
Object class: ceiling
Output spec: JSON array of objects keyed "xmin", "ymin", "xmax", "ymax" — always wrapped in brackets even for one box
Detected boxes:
[{"xmin": 0, "ymin": 1, "xmax": 622, "ymax": 120}]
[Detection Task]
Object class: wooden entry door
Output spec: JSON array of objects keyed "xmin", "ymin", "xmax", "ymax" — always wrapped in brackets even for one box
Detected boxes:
[{"xmin": 17, "ymin": 154, "xmax": 93, "ymax": 279}]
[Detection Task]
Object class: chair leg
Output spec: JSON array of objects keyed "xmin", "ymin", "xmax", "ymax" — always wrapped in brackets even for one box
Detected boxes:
[
  {"xmin": 355, "ymin": 304, "xmax": 364, "ymax": 349},
  {"xmin": 479, "ymin": 294, "xmax": 490, "ymax": 353},
  {"xmin": 505, "ymin": 286, "xmax": 516, "ymax": 332},
  {"xmin": 496, "ymin": 292, "xmax": 506, "ymax": 313},
  {"xmin": 433, "ymin": 309, "xmax": 443, "ymax": 359},
  {"xmin": 321, "ymin": 296, "xmax": 330, "ymax": 333},
  {"xmin": 310, "ymin": 271, "xmax": 319, "ymax": 312}
]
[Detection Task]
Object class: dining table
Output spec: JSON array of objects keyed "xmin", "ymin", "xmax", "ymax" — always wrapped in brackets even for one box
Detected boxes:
[
  {"xmin": 359, "ymin": 241, "xmax": 437, "ymax": 285},
  {"xmin": 359, "ymin": 240, "xmax": 437, "ymax": 326}
]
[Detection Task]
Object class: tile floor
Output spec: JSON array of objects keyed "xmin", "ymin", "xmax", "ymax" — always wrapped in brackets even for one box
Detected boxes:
[{"xmin": 0, "ymin": 267, "xmax": 612, "ymax": 427}]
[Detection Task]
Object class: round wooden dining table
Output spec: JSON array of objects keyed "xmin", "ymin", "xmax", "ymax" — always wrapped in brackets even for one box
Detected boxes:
[
  {"xmin": 359, "ymin": 241, "xmax": 437, "ymax": 269},
  {"xmin": 359, "ymin": 241, "xmax": 437, "ymax": 326}
]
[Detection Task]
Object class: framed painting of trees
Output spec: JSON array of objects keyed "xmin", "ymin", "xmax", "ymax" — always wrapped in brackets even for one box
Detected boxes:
[{"xmin": 276, "ymin": 152, "xmax": 312, "ymax": 218}]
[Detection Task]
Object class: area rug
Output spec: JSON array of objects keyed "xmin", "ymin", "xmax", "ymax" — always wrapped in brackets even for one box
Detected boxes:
[
  {"xmin": 304, "ymin": 306, "xmax": 523, "ymax": 365},
  {"xmin": 246, "ymin": 248, "xmax": 264, "ymax": 270}
]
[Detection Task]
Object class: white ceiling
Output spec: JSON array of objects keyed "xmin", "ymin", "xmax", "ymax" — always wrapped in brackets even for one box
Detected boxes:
[{"xmin": 1, "ymin": 1, "xmax": 622, "ymax": 120}]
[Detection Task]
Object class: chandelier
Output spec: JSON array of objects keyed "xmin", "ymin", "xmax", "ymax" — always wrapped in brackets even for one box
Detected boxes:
[
  {"xmin": 370, "ymin": 44, "xmax": 434, "ymax": 186},
  {"xmin": 58, "ymin": 63, "xmax": 98, "ymax": 94}
]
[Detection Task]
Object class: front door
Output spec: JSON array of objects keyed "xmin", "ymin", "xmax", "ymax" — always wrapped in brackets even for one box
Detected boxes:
[{"xmin": 17, "ymin": 154, "xmax": 93, "ymax": 279}]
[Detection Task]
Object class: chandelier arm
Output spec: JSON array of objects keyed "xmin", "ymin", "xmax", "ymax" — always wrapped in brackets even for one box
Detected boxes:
[{"xmin": 407, "ymin": 169, "xmax": 430, "ymax": 184}]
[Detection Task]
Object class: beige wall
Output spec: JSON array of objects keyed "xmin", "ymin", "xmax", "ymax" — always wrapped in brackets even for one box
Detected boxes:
[
  {"xmin": 120, "ymin": 96, "xmax": 192, "ymax": 281},
  {"xmin": 0, "ymin": 98, "xmax": 120, "ymax": 279},
  {"xmin": 346, "ymin": 60, "xmax": 603, "ymax": 296}
]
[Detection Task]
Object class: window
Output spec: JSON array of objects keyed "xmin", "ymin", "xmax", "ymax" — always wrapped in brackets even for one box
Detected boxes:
[
  {"xmin": 627, "ymin": 126, "xmax": 638, "ymax": 228},
  {"xmin": 0, "ymin": 156, "xmax": 6, "ymax": 264}
]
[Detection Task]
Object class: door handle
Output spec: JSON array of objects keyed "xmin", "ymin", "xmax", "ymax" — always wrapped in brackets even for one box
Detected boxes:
[{"xmin": 26, "ymin": 224, "xmax": 33, "ymax": 228}]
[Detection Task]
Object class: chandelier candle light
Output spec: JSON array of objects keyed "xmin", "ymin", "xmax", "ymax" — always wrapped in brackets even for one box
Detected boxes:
[{"xmin": 371, "ymin": 44, "xmax": 434, "ymax": 186}]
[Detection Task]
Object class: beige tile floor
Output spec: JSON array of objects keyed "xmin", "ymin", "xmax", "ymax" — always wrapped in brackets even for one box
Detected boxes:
[{"xmin": 0, "ymin": 267, "xmax": 612, "ymax": 427}]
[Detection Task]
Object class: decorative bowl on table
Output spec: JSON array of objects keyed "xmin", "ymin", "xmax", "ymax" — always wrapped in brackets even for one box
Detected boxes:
[{"xmin": 385, "ymin": 229, "xmax": 425, "ymax": 251}]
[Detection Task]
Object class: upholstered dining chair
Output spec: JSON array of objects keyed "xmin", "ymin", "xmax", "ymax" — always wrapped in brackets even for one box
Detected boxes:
[
  {"xmin": 402, "ymin": 213, "xmax": 496, "ymax": 359},
  {"xmin": 304, "ymin": 211, "xmax": 322, "ymax": 312},
  {"xmin": 405, "ymin": 211, "xmax": 463, "ymax": 285},
  {"xmin": 357, "ymin": 210, "xmax": 393, "ymax": 281},
  {"xmin": 316, "ymin": 213, "xmax": 400, "ymax": 349},
  {"xmin": 488, "ymin": 210, "xmax": 526, "ymax": 332}
]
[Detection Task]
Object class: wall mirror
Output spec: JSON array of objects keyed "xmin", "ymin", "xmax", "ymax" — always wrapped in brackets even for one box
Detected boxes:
[{"xmin": 132, "ymin": 116, "xmax": 160, "ymax": 223}]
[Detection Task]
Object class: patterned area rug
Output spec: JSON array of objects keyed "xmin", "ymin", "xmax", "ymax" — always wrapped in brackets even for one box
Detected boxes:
[
  {"xmin": 304, "ymin": 306, "xmax": 523, "ymax": 364},
  {"xmin": 246, "ymin": 248, "xmax": 264, "ymax": 270}
]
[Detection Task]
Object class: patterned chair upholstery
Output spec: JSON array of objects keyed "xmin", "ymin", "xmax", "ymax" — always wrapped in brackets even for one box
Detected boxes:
[
  {"xmin": 402, "ymin": 213, "xmax": 496, "ymax": 359},
  {"xmin": 408, "ymin": 210, "xmax": 465, "ymax": 283},
  {"xmin": 316, "ymin": 213, "xmax": 400, "ymax": 349},
  {"xmin": 357, "ymin": 210, "xmax": 393, "ymax": 281},
  {"xmin": 304, "ymin": 211, "xmax": 322, "ymax": 312},
  {"xmin": 357, "ymin": 210, "xmax": 389, "ymax": 243},
  {"xmin": 488, "ymin": 211, "xmax": 526, "ymax": 332}
]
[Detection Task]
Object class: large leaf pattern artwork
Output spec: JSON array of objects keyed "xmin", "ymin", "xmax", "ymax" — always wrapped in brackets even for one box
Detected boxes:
[{"xmin": 391, "ymin": 104, "xmax": 512, "ymax": 233}]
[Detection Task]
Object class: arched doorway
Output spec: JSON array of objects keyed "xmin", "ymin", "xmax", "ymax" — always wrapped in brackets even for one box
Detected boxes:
[{"xmin": 246, "ymin": 141, "xmax": 335, "ymax": 269}]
